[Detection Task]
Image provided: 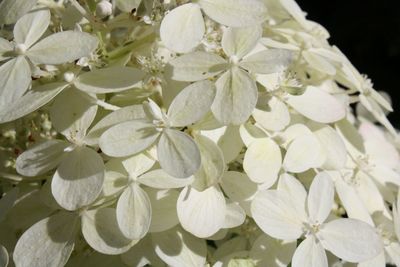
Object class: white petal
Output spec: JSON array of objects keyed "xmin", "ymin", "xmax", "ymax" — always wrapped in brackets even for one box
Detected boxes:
[
  {"xmin": 85, "ymin": 105, "xmax": 145, "ymax": 146},
  {"xmin": 335, "ymin": 118, "xmax": 365, "ymax": 154},
  {"xmin": 251, "ymin": 190, "xmax": 305, "ymax": 240},
  {"xmin": 27, "ymin": 31, "xmax": 98, "ymax": 64},
  {"xmin": 358, "ymin": 251, "xmax": 386, "ymax": 267},
  {"xmin": 385, "ymin": 242, "xmax": 400, "ymax": 267},
  {"xmin": 221, "ymin": 26, "xmax": 262, "ymax": 58},
  {"xmin": 250, "ymin": 234, "xmax": 297, "ymax": 267},
  {"xmin": 0, "ymin": 56, "xmax": 31, "ymax": 106},
  {"xmin": 253, "ymin": 96, "xmax": 290, "ymax": 132},
  {"xmin": 243, "ymin": 138, "xmax": 281, "ymax": 186},
  {"xmin": 50, "ymin": 89, "xmax": 97, "ymax": 141},
  {"xmin": 14, "ymin": 9, "xmax": 50, "ymax": 48},
  {"xmin": 167, "ymin": 80, "xmax": 216, "ymax": 127},
  {"xmin": 52, "ymin": 146, "xmax": 104, "ymax": 211},
  {"xmin": 13, "ymin": 212, "xmax": 78, "ymax": 267},
  {"xmin": 0, "ymin": 245, "xmax": 8, "ymax": 267},
  {"xmin": 307, "ymin": 172, "xmax": 334, "ymax": 223},
  {"xmin": 138, "ymin": 169, "xmax": 194, "ymax": 189},
  {"xmin": 313, "ymin": 125, "xmax": 347, "ymax": 170},
  {"xmin": 286, "ymin": 86, "xmax": 346, "ymax": 123},
  {"xmin": 319, "ymin": 218, "xmax": 383, "ymax": 262},
  {"xmin": 16, "ymin": 139, "xmax": 69, "ymax": 177},
  {"xmin": 147, "ymin": 188, "xmax": 180, "ymax": 233},
  {"xmin": 168, "ymin": 51, "xmax": 227, "ymax": 82},
  {"xmin": 223, "ymin": 201, "xmax": 246, "ymax": 229},
  {"xmin": 74, "ymin": 67, "xmax": 145, "ymax": 93},
  {"xmin": 157, "ymin": 129, "xmax": 201, "ymax": 178},
  {"xmin": 240, "ymin": 49, "xmax": 293, "ymax": 74},
  {"xmin": 292, "ymin": 236, "xmax": 328, "ymax": 267},
  {"xmin": 192, "ymin": 134, "xmax": 225, "ymax": 191},
  {"xmin": 152, "ymin": 227, "xmax": 207, "ymax": 267},
  {"xmin": 211, "ymin": 67, "xmax": 258, "ymax": 125},
  {"xmin": 277, "ymin": 173, "xmax": 307, "ymax": 216},
  {"xmin": 160, "ymin": 3, "xmax": 204, "ymax": 53},
  {"xmin": 199, "ymin": 0, "xmax": 267, "ymax": 27},
  {"xmin": 82, "ymin": 208, "xmax": 138, "ymax": 255},
  {"xmin": 117, "ymin": 184, "xmax": 151, "ymax": 240},
  {"xmin": 0, "ymin": 82, "xmax": 68, "ymax": 124},
  {"xmin": 239, "ymin": 122, "xmax": 268, "ymax": 147},
  {"xmin": 177, "ymin": 186, "xmax": 226, "ymax": 238},
  {"xmin": 283, "ymin": 134, "xmax": 322, "ymax": 173},
  {"xmin": 0, "ymin": 0, "xmax": 38, "ymax": 25},
  {"xmin": 279, "ymin": 0, "xmax": 309, "ymax": 29},
  {"xmin": 99, "ymin": 120, "xmax": 160, "ymax": 157}
]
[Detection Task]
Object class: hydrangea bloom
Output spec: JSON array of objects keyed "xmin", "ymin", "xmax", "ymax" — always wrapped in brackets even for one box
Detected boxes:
[{"xmin": 0, "ymin": 0, "xmax": 399, "ymax": 266}]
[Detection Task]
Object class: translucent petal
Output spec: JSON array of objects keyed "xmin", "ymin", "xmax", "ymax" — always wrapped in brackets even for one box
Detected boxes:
[
  {"xmin": 85, "ymin": 105, "xmax": 145, "ymax": 146},
  {"xmin": 277, "ymin": 173, "xmax": 307, "ymax": 217},
  {"xmin": 16, "ymin": 139, "xmax": 69, "ymax": 177},
  {"xmin": 335, "ymin": 119, "xmax": 365, "ymax": 154},
  {"xmin": 50, "ymin": 89, "xmax": 97, "ymax": 141},
  {"xmin": 115, "ymin": 0, "xmax": 141, "ymax": 13},
  {"xmin": 307, "ymin": 172, "xmax": 334, "ymax": 223},
  {"xmin": 224, "ymin": 201, "xmax": 246, "ymax": 228},
  {"xmin": 117, "ymin": 183, "xmax": 151, "ymax": 240},
  {"xmin": 253, "ymin": 96, "xmax": 290, "ymax": 132},
  {"xmin": 152, "ymin": 227, "xmax": 207, "ymax": 267},
  {"xmin": 211, "ymin": 67, "xmax": 258, "ymax": 125},
  {"xmin": 251, "ymin": 190, "xmax": 306, "ymax": 240},
  {"xmin": 52, "ymin": 146, "xmax": 105, "ymax": 211},
  {"xmin": 122, "ymin": 153, "xmax": 155, "ymax": 178},
  {"xmin": 160, "ymin": 3, "xmax": 204, "ymax": 53},
  {"xmin": 0, "ymin": 0, "xmax": 38, "ymax": 25},
  {"xmin": 283, "ymin": 134, "xmax": 322, "ymax": 173},
  {"xmin": 192, "ymin": 134, "xmax": 225, "ymax": 191},
  {"xmin": 177, "ymin": 186, "xmax": 226, "ymax": 238},
  {"xmin": 0, "ymin": 82, "xmax": 68, "ymax": 124},
  {"xmin": 334, "ymin": 177, "xmax": 373, "ymax": 225},
  {"xmin": 286, "ymin": 86, "xmax": 346, "ymax": 123},
  {"xmin": 168, "ymin": 51, "xmax": 227, "ymax": 82},
  {"xmin": 239, "ymin": 122, "xmax": 268, "ymax": 147},
  {"xmin": 243, "ymin": 138, "xmax": 281, "ymax": 186},
  {"xmin": 240, "ymin": 49, "xmax": 294, "ymax": 74},
  {"xmin": 358, "ymin": 251, "xmax": 386, "ymax": 267},
  {"xmin": 167, "ymin": 80, "xmax": 216, "ymax": 127},
  {"xmin": 250, "ymin": 234, "xmax": 297, "ymax": 267},
  {"xmin": 221, "ymin": 26, "xmax": 262, "ymax": 58},
  {"xmin": 0, "ymin": 245, "xmax": 8, "ymax": 267},
  {"xmin": 13, "ymin": 212, "xmax": 78, "ymax": 267},
  {"xmin": 27, "ymin": 31, "xmax": 98, "ymax": 64},
  {"xmin": 0, "ymin": 38, "xmax": 13, "ymax": 61},
  {"xmin": 220, "ymin": 171, "xmax": 258, "ymax": 215},
  {"xmin": 0, "ymin": 188, "xmax": 19, "ymax": 223},
  {"xmin": 74, "ymin": 67, "xmax": 145, "ymax": 93},
  {"xmin": 157, "ymin": 129, "xmax": 201, "ymax": 178},
  {"xmin": 199, "ymin": 0, "xmax": 267, "ymax": 27},
  {"xmin": 319, "ymin": 218, "xmax": 383, "ymax": 263},
  {"xmin": 14, "ymin": 9, "xmax": 50, "ymax": 48},
  {"xmin": 279, "ymin": 0, "xmax": 309, "ymax": 30},
  {"xmin": 313, "ymin": 125, "xmax": 347, "ymax": 170},
  {"xmin": 99, "ymin": 120, "xmax": 160, "ymax": 157},
  {"xmin": 121, "ymin": 236, "xmax": 165, "ymax": 267},
  {"xmin": 138, "ymin": 169, "xmax": 194, "ymax": 189},
  {"xmin": 148, "ymin": 188, "xmax": 180, "ymax": 233},
  {"xmin": 0, "ymin": 56, "xmax": 31, "ymax": 106},
  {"xmin": 292, "ymin": 236, "xmax": 328, "ymax": 267},
  {"xmin": 385, "ymin": 242, "xmax": 400, "ymax": 267},
  {"xmin": 82, "ymin": 208, "xmax": 138, "ymax": 255},
  {"xmin": 302, "ymin": 50, "xmax": 336, "ymax": 75}
]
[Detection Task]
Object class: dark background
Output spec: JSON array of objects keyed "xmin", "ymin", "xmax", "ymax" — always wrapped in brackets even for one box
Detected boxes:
[{"xmin": 298, "ymin": 0, "xmax": 400, "ymax": 127}]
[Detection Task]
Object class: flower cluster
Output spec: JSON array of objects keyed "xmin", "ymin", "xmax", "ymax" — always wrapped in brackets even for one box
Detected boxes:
[{"xmin": 0, "ymin": 0, "xmax": 399, "ymax": 266}]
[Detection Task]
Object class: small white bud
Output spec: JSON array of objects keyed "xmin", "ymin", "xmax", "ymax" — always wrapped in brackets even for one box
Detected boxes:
[
  {"xmin": 96, "ymin": 0, "xmax": 112, "ymax": 18},
  {"xmin": 14, "ymin": 43, "xmax": 27, "ymax": 55},
  {"xmin": 63, "ymin": 72, "xmax": 75, "ymax": 83}
]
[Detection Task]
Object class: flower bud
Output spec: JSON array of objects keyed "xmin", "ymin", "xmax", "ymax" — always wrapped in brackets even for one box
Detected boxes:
[{"xmin": 96, "ymin": 0, "xmax": 112, "ymax": 18}]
